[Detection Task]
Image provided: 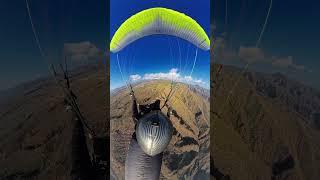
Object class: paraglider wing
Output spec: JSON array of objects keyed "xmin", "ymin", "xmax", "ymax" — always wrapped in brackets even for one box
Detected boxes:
[{"xmin": 110, "ymin": 7, "xmax": 210, "ymax": 53}]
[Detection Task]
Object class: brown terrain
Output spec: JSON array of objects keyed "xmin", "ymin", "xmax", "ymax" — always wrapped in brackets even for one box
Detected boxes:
[
  {"xmin": 0, "ymin": 63, "xmax": 108, "ymax": 179},
  {"xmin": 110, "ymin": 80, "xmax": 210, "ymax": 179},
  {"xmin": 211, "ymin": 64, "xmax": 320, "ymax": 180},
  {"xmin": 0, "ymin": 61, "xmax": 319, "ymax": 180}
]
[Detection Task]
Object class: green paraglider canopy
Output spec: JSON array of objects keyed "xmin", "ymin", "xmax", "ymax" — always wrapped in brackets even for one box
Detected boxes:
[{"xmin": 110, "ymin": 7, "xmax": 210, "ymax": 53}]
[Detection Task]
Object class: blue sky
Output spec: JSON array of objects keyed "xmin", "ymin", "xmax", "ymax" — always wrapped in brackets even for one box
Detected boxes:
[
  {"xmin": 0, "ymin": 0, "xmax": 107, "ymax": 91},
  {"xmin": 213, "ymin": 0, "xmax": 320, "ymax": 90},
  {"xmin": 110, "ymin": 0, "xmax": 210, "ymax": 90},
  {"xmin": 1, "ymin": 0, "xmax": 319, "ymax": 91}
]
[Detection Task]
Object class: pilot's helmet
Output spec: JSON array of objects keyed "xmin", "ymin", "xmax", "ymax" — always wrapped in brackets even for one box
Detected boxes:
[{"xmin": 136, "ymin": 110, "xmax": 173, "ymax": 156}]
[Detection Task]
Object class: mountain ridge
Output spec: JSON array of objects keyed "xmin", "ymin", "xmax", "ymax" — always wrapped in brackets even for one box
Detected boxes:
[{"xmin": 211, "ymin": 63, "xmax": 320, "ymax": 180}]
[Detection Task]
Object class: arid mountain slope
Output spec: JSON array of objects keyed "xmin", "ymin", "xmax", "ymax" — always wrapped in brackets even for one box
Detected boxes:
[
  {"xmin": 211, "ymin": 64, "xmax": 320, "ymax": 180},
  {"xmin": 0, "ymin": 64, "xmax": 108, "ymax": 179},
  {"xmin": 244, "ymin": 70, "xmax": 320, "ymax": 129},
  {"xmin": 110, "ymin": 80, "xmax": 210, "ymax": 179}
]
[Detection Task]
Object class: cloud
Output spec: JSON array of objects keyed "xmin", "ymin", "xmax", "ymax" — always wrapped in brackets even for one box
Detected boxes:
[
  {"xmin": 271, "ymin": 56, "xmax": 305, "ymax": 71},
  {"xmin": 214, "ymin": 37, "xmax": 225, "ymax": 50},
  {"xmin": 129, "ymin": 68, "xmax": 206, "ymax": 86},
  {"xmin": 143, "ymin": 68, "xmax": 181, "ymax": 81},
  {"xmin": 213, "ymin": 36, "xmax": 237, "ymax": 62},
  {"xmin": 183, "ymin": 75, "xmax": 205, "ymax": 84},
  {"xmin": 213, "ymin": 35, "xmax": 307, "ymax": 72},
  {"xmin": 129, "ymin": 74, "xmax": 141, "ymax": 82},
  {"xmin": 64, "ymin": 41, "xmax": 103, "ymax": 62},
  {"xmin": 238, "ymin": 46, "xmax": 265, "ymax": 63}
]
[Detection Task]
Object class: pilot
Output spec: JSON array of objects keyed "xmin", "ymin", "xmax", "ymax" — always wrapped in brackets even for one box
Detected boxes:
[{"xmin": 125, "ymin": 93, "xmax": 173, "ymax": 180}]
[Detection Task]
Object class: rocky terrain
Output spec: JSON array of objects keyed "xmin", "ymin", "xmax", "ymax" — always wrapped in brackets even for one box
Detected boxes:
[
  {"xmin": 211, "ymin": 64, "xmax": 320, "ymax": 180},
  {"xmin": 0, "ymin": 60, "xmax": 319, "ymax": 180},
  {"xmin": 243, "ymin": 70, "xmax": 320, "ymax": 129},
  {"xmin": 110, "ymin": 80, "xmax": 210, "ymax": 179},
  {"xmin": 0, "ymin": 63, "xmax": 108, "ymax": 179}
]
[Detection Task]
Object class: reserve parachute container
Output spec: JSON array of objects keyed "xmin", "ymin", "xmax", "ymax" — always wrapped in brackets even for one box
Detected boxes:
[{"xmin": 135, "ymin": 110, "xmax": 173, "ymax": 156}]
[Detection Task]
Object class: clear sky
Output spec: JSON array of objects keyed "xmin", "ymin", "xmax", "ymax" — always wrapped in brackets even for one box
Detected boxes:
[
  {"xmin": 0, "ymin": 0, "xmax": 107, "ymax": 91},
  {"xmin": 213, "ymin": 0, "xmax": 320, "ymax": 90},
  {"xmin": 110, "ymin": 0, "xmax": 210, "ymax": 90},
  {"xmin": 2, "ymin": 0, "xmax": 318, "ymax": 91}
]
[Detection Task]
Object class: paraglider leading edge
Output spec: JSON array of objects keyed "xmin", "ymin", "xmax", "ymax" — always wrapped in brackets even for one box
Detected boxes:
[{"xmin": 110, "ymin": 7, "xmax": 211, "ymax": 53}]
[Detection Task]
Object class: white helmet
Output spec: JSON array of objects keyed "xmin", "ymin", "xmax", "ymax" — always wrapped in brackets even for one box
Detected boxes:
[{"xmin": 136, "ymin": 110, "xmax": 173, "ymax": 156}]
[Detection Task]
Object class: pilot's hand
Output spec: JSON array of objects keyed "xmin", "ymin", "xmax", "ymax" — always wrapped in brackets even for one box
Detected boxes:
[
  {"xmin": 129, "ymin": 91, "xmax": 136, "ymax": 99},
  {"xmin": 167, "ymin": 107, "xmax": 173, "ymax": 118}
]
